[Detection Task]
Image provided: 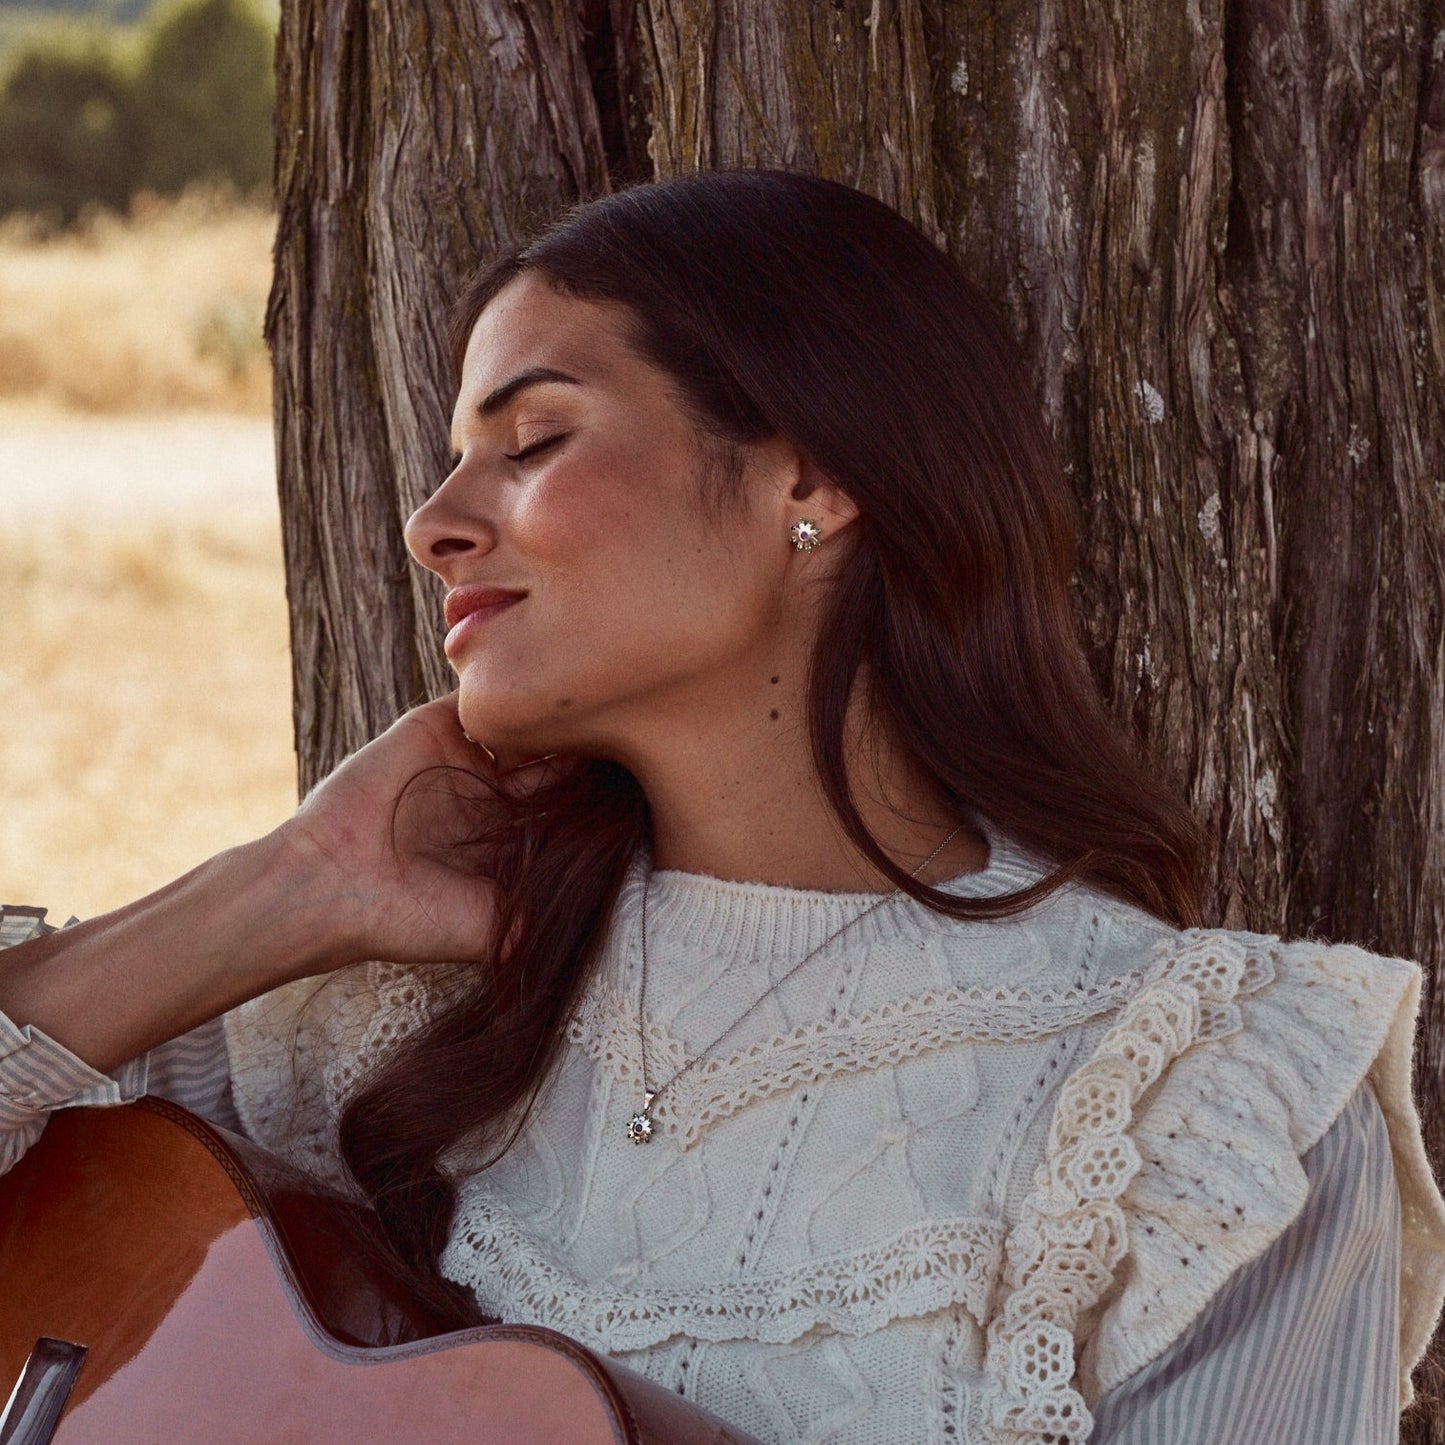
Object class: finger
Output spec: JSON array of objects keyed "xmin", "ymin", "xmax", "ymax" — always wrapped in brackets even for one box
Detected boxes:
[
  {"xmin": 493, "ymin": 751, "xmax": 581, "ymax": 798},
  {"xmin": 402, "ymin": 693, "xmax": 488, "ymax": 766},
  {"xmin": 498, "ymin": 751, "xmax": 560, "ymax": 777}
]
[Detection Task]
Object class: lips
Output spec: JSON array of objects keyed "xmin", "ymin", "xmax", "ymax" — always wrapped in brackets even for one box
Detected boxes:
[
  {"xmin": 444, "ymin": 584, "xmax": 527, "ymax": 630},
  {"xmin": 442, "ymin": 584, "xmax": 526, "ymax": 661}
]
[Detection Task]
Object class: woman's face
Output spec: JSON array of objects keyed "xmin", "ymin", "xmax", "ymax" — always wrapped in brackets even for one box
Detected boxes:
[{"xmin": 404, "ymin": 272, "xmax": 845, "ymax": 767}]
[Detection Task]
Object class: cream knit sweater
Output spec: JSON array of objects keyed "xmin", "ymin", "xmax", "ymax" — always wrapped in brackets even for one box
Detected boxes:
[{"xmin": 218, "ymin": 815, "xmax": 1445, "ymax": 1444}]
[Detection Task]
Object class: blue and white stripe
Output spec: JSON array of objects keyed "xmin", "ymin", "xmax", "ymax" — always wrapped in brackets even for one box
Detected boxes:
[{"xmin": 1091, "ymin": 1076, "xmax": 1400, "ymax": 1443}]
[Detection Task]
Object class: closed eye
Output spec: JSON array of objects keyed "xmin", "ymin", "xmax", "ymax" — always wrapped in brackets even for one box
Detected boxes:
[{"xmin": 504, "ymin": 433, "xmax": 569, "ymax": 463}]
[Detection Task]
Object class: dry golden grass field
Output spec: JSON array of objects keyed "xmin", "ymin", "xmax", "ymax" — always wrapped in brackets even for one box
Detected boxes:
[
  {"xmin": 0, "ymin": 192, "xmax": 298, "ymax": 924},
  {"xmin": 0, "ymin": 188, "xmax": 274, "ymax": 415}
]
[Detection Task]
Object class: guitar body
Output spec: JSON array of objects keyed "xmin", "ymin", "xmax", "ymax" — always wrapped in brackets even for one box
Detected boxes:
[{"xmin": 0, "ymin": 1099, "xmax": 757, "ymax": 1444}]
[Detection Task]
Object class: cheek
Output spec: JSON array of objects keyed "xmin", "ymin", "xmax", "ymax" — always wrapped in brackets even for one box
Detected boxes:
[
  {"xmin": 511, "ymin": 449, "xmax": 710, "ymax": 586},
  {"xmin": 509, "ymin": 457, "xmax": 641, "ymax": 558},
  {"xmin": 504, "ymin": 450, "xmax": 776, "ymax": 663}
]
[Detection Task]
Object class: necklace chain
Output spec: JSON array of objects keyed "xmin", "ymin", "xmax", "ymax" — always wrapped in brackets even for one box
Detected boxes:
[{"xmin": 627, "ymin": 823, "xmax": 965, "ymax": 1144}]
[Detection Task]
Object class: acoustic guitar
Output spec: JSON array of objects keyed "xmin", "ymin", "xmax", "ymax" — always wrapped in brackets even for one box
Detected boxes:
[{"xmin": 0, "ymin": 1098, "xmax": 760, "ymax": 1444}]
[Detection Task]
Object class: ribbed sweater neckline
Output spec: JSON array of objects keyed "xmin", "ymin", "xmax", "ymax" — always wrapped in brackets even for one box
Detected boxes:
[{"xmin": 616, "ymin": 812, "xmax": 1055, "ymax": 963}]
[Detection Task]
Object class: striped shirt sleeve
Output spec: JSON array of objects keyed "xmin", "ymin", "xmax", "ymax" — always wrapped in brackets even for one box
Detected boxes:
[
  {"xmin": 1088, "ymin": 1076, "xmax": 1401, "ymax": 1443},
  {"xmin": 0, "ymin": 1010, "xmax": 240, "ymax": 1179},
  {"xmin": 0, "ymin": 903, "xmax": 242, "ymax": 1178}
]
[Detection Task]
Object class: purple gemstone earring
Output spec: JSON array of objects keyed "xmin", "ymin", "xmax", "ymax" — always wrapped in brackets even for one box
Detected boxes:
[{"xmin": 789, "ymin": 518, "xmax": 823, "ymax": 552}]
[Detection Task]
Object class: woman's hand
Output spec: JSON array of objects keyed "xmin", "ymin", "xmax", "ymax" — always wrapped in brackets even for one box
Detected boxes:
[
  {"xmin": 0, "ymin": 692, "xmax": 570, "ymax": 1074},
  {"xmin": 273, "ymin": 692, "xmax": 572, "ymax": 970}
]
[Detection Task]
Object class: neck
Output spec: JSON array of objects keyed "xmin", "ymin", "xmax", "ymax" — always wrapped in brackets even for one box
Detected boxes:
[{"xmin": 626, "ymin": 682, "xmax": 989, "ymax": 893}]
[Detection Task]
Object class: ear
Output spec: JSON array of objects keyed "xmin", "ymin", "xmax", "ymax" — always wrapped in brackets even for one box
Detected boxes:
[{"xmin": 788, "ymin": 454, "xmax": 860, "ymax": 537}]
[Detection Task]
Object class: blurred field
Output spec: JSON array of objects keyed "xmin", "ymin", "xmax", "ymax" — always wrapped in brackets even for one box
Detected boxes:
[
  {"xmin": 0, "ymin": 194, "xmax": 296, "ymax": 924},
  {"xmin": 0, "ymin": 188, "xmax": 272, "ymax": 413}
]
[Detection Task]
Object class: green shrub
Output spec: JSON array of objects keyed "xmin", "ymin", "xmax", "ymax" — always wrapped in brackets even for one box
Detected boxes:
[
  {"xmin": 134, "ymin": 0, "xmax": 274, "ymax": 197},
  {"xmin": 0, "ymin": 0, "xmax": 275, "ymax": 221},
  {"xmin": 0, "ymin": 38, "xmax": 143, "ymax": 221},
  {"xmin": 192, "ymin": 293, "xmax": 266, "ymax": 378}
]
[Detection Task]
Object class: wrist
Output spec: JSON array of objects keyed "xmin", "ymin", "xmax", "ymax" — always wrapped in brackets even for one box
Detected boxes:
[
  {"xmin": 213, "ymin": 829, "xmax": 363, "ymax": 983},
  {"xmin": 0, "ymin": 830, "xmax": 364, "ymax": 1075}
]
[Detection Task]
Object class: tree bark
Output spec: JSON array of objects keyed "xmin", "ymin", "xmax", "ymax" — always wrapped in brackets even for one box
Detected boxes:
[
  {"xmin": 267, "ymin": 1, "xmax": 619, "ymax": 774},
  {"xmin": 269, "ymin": 0, "xmax": 1445, "ymax": 1432}
]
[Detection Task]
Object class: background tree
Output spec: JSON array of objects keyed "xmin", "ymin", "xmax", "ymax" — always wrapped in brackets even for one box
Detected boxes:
[
  {"xmin": 267, "ymin": 1, "xmax": 1445, "ymax": 1433},
  {"xmin": 134, "ymin": 0, "xmax": 274, "ymax": 195},
  {"xmin": 0, "ymin": 0, "xmax": 274, "ymax": 220},
  {"xmin": 0, "ymin": 39, "xmax": 141, "ymax": 219}
]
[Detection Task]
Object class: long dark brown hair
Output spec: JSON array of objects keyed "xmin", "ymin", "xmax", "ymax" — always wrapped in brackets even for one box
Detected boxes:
[{"xmin": 337, "ymin": 167, "xmax": 1208, "ymax": 1323}]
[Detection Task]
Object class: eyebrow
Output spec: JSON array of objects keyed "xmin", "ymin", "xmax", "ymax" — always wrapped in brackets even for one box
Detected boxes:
[
  {"xmin": 477, "ymin": 366, "xmax": 584, "ymax": 417},
  {"xmin": 450, "ymin": 366, "xmax": 585, "ymax": 455}
]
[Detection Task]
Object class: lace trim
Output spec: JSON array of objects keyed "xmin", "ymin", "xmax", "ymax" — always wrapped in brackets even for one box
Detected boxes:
[
  {"xmin": 441, "ymin": 1191, "xmax": 1008, "ymax": 1352},
  {"xmin": 225, "ymin": 959, "xmax": 453, "ymax": 1191},
  {"xmin": 568, "ymin": 966, "xmax": 1167, "ymax": 1151},
  {"xmin": 979, "ymin": 928, "xmax": 1279, "ymax": 1444},
  {"xmin": 320, "ymin": 961, "xmax": 446, "ymax": 1117}
]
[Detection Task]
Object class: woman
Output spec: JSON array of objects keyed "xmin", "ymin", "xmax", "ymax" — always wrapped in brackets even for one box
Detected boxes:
[{"xmin": 2, "ymin": 168, "xmax": 1443, "ymax": 1443}]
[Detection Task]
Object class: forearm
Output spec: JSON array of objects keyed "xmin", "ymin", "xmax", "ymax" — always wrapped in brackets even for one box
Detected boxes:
[{"xmin": 0, "ymin": 831, "xmax": 348, "ymax": 1074}]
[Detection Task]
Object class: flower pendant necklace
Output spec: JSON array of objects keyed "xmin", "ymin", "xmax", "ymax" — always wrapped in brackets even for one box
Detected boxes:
[
  {"xmin": 628, "ymin": 823, "xmax": 964, "ymax": 1144},
  {"xmin": 627, "ymin": 1092, "xmax": 657, "ymax": 1145}
]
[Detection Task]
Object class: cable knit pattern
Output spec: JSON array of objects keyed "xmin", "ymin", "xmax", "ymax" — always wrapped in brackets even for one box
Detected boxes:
[{"xmin": 206, "ymin": 816, "xmax": 1445, "ymax": 1444}]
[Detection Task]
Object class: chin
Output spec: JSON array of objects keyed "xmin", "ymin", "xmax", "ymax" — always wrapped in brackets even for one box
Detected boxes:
[{"xmin": 457, "ymin": 676, "xmax": 578, "ymax": 761}]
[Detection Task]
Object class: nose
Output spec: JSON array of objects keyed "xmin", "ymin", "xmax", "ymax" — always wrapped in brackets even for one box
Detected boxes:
[{"xmin": 404, "ymin": 465, "xmax": 498, "ymax": 577}]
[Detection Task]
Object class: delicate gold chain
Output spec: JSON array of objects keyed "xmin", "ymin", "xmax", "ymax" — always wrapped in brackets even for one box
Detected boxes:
[{"xmin": 627, "ymin": 823, "xmax": 964, "ymax": 1143}]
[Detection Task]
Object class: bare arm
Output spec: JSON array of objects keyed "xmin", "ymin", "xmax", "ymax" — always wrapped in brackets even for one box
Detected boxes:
[
  {"xmin": 0, "ymin": 833, "xmax": 347, "ymax": 1074},
  {"xmin": 0, "ymin": 693, "xmax": 566, "ymax": 1076}
]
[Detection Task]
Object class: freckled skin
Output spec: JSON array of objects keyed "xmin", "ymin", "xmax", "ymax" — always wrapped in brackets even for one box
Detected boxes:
[
  {"xmin": 403, "ymin": 273, "xmax": 852, "ymax": 778},
  {"xmin": 402, "ymin": 274, "xmax": 989, "ymax": 887}
]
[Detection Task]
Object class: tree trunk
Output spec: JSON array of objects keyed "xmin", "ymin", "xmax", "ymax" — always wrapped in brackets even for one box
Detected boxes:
[
  {"xmin": 268, "ymin": 0, "xmax": 1445, "ymax": 1432},
  {"xmin": 267, "ymin": 0, "xmax": 626, "ymax": 773}
]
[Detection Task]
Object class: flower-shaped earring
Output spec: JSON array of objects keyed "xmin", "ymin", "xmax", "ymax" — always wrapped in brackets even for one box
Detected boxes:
[{"xmin": 789, "ymin": 518, "xmax": 823, "ymax": 552}]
